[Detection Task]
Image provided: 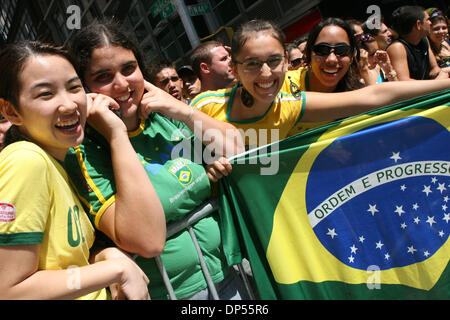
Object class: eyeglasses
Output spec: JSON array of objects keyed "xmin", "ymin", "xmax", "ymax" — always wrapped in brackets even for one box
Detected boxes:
[
  {"xmin": 233, "ymin": 56, "xmax": 285, "ymax": 72},
  {"xmin": 312, "ymin": 43, "xmax": 353, "ymax": 57},
  {"xmin": 290, "ymin": 57, "xmax": 303, "ymax": 68}
]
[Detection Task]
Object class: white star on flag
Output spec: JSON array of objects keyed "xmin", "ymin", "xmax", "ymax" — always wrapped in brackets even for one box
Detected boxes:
[
  {"xmin": 375, "ymin": 241, "xmax": 384, "ymax": 249},
  {"xmin": 394, "ymin": 205, "xmax": 405, "ymax": 216},
  {"xmin": 400, "ymin": 222, "xmax": 407, "ymax": 229},
  {"xmin": 444, "ymin": 196, "xmax": 449, "ymax": 203},
  {"xmin": 407, "ymin": 245, "xmax": 417, "ymax": 254},
  {"xmin": 358, "ymin": 236, "xmax": 365, "ymax": 243},
  {"xmin": 412, "ymin": 203, "xmax": 419, "ymax": 210},
  {"xmin": 414, "ymin": 217, "xmax": 421, "ymax": 224},
  {"xmin": 426, "ymin": 216, "xmax": 436, "ymax": 227},
  {"xmin": 390, "ymin": 152, "xmax": 402, "ymax": 163},
  {"xmin": 350, "ymin": 244, "xmax": 358, "ymax": 254},
  {"xmin": 424, "ymin": 251, "xmax": 430, "ymax": 257},
  {"xmin": 367, "ymin": 204, "xmax": 379, "ymax": 216},
  {"xmin": 443, "ymin": 204, "xmax": 448, "ymax": 211},
  {"xmin": 437, "ymin": 183, "xmax": 447, "ymax": 194},
  {"xmin": 439, "ymin": 230, "xmax": 445, "ymax": 237},
  {"xmin": 431, "ymin": 177, "xmax": 438, "ymax": 184},
  {"xmin": 422, "ymin": 185, "xmax": 432, "ymax": 196},
  {"xmin": 443, "ymin": 213, "xmax": 450, "ymax": 223},
  {"xmin": 400, "ymin": 184, "xmax": 407, "ymax": 191},
  {"xmin": 384, "ymin": 253, "xmax": 390, "ymax": 260},
  {"xmin": 348, "ymin": 256, "xmax": 355, "ymax": 263},
  {"xmin": 326, "ymin": 228, "xmax": 338, "ymax": 239}
]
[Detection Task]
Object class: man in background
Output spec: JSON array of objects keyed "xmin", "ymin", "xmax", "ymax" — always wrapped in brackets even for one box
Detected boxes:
[
  {"xmin": 190, "ymin": 41, "xmax": 235, "ymax": 92},
  {"xmin": 177, "ymin": 65, "xmax": 202, "ymax": 103}
]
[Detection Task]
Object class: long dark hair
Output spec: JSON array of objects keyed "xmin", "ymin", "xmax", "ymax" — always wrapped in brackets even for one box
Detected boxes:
[
  {"xmin": 69, "ymin": 19, "xmax": 150, "ymax": 82},
  {"xmin": 305, "ymin": 17, "xmax": 363, "ymax": 92},
  {"xmin": 0, "ymin": 41, "xmax": 78, "ymax": 147}
]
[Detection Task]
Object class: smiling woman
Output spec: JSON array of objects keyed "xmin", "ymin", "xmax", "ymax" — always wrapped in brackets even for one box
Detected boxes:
[
  {"xmin": 0, "ymin": 41, "xmax": 154, "ymax": 300},
  {"xmin": 304, "ymin": 18, "xmax": 363, "ymax": 93},
  {"xmin": 192, "ymin": 19, "xmax": 450, "ymax": 145},
  {"xmin": 64, "ymin": 20, "xmax": 247, "ymax": 300}
]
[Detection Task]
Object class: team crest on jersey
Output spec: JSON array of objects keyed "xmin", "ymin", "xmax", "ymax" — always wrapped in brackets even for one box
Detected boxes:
[
  {"xmin": 169, "ymin": 159, "xmax": 193, "ymax": 186},
  {"xmin": 0, "ymin": 202, "xmax": 16, "ymax": 222}
]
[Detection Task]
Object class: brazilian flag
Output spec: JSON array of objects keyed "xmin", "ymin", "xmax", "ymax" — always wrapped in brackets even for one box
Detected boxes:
[{"xmin": 219, "ymin": 90, "xmax": 450, "ymax": 299}]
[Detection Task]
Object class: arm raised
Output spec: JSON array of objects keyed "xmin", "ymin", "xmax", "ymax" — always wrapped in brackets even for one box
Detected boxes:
[
  {"xmin": 139, "ymin": 80, "xmax": 245, "ymax": 158},
  {"xmin": 87, "ymin": 93, "xmax": 166, "ymax": 258},
  {"xmin": 302, "ymin": 78, "xmax": 450, "ymax": 122}
]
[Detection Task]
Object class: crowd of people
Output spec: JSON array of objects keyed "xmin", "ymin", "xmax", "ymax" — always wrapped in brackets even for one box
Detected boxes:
[{"xmin": 0, "ymin": 4, "xmax": 449, "ymax": 300}]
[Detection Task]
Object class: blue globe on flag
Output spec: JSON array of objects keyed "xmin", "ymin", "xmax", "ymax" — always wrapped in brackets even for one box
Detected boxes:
[{"xmin": 305, "ymin": 116, "xmax": 450, "ymax": 271}]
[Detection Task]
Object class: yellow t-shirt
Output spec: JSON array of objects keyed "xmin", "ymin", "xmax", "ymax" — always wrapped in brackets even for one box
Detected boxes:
[
  {"xmin": 0, "ymin": 141, "xmax": 108, "ymax": 300},
  {"xmin": 281, "ymin": 68, "xmax": 308, "ymax": 93},
  {"xmin": 191, "ymin": 84, "xmax": 306, "ymax": 148},
  {"xmin": 282, "ymin": 67, "xmax": 332, "ymax": 136}
]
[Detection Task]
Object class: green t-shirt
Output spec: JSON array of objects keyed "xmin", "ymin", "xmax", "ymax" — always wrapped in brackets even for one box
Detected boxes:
[{"xmin": 64, "ymin": 113, "xmax": 228, "ymax": 299}]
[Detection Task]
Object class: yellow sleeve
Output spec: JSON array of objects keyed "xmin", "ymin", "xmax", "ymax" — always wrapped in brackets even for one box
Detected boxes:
[{"xmin": 0, "ymin": 146, "xmax": 51, "ymax": 245}]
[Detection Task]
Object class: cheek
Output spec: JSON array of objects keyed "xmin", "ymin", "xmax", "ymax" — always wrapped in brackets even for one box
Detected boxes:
[
  {"xmin": 311, "ymin": 57, "xmax": 323, "ymax": 71},
  {"xmin": 86, "ymin": 81, "xmax": 113, "ymax": 96},
  {"xmin": 340, "ymin": 57, "xmax": 352, "ymax": 70}
]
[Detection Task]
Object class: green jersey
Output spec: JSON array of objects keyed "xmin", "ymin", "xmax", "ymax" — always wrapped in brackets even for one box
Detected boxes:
[{"xmin": 64, "ymin": 113, "xmax": 228, "ymax": 299}]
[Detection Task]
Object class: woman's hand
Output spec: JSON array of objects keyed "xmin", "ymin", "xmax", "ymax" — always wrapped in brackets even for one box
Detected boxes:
[
  {"xmin": 358, "ymin": 48, "xmax": 370, "ymax": 72},
  {"xmin": 86, "ymin": 93, "xmax": 127, "ymax": 142},
  {"xmin": 139, "ymin": 80, "xmax": 191, "ymax": 121},
  {"xmin": 374, "ymin": 50, "xmax": 392, "ymax": 71},
  {"xmin": 205, "ymin": 157, "xmax": 232, "ymax": 183},
  {"xmin": 94, "ymin": 247, "xmax": 150, "ymax": 300}
]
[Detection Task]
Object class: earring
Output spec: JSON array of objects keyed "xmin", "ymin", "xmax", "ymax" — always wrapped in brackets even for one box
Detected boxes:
[
  {"xmin": 240, "ymin": 83, "xmax": 254, "ymax": 108},
  {"xmin": 288, "ymin": 76, "xmax": 301, "ymax": 98}
]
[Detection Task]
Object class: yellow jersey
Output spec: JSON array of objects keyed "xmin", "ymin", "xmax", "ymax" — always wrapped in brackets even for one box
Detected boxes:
[
  {"xmin": 282, "ymin": 67, "xmax": 332, "ymax": 136},
  {"xmin": 0, "ymin": 141, "xmax": 108, "ymax": 300},
  {"xmin": 191, "ymin": 84, "xmax": 306, "ymax": 148}
]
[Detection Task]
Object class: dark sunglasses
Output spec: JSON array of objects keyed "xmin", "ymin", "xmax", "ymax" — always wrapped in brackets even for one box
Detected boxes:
[
  {"xmin": 290, "ymin": 57, "xmax": 303, "ymax": 68},
  {"xmin": 312, "ymin": 43, "xmax": 353, "ymax": 57},
  {"xmin": 356, "ymin": 33, "xmax": 375, "ymax": 44}
]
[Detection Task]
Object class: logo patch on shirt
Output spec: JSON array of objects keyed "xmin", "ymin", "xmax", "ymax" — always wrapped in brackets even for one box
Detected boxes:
[
  {"xmin": 169, "ymin": 159, "xmax": 193, "ymax": 186},
  {"xmin": 0, "ymin": 203, "xmax": 16, "ymax": 222}
]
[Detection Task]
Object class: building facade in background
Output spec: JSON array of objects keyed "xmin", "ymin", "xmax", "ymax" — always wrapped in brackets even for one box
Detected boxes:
[{"xmin": 1, "ymin": 0, "xmax": 448, "ymax": 67}]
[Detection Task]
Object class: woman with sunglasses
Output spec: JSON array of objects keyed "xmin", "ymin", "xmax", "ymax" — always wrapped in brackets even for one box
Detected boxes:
[
  {"xmin": 282, "ymin": 18, "xmax": 365, "ymax": 96},
  {"xmin": 192, "ymin": 19, "xmax": 450, "ymax": 148},
  {"xmin": 286, "ymin": 43, "xmax": 304, "ymax": 70},
  {"xmin": 426, "ymin": 8, "xmax": 450, "ymax": 73},
  {"xmin": 358, "ymin": 25, "xmax": 399, "ymax": 84}
]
